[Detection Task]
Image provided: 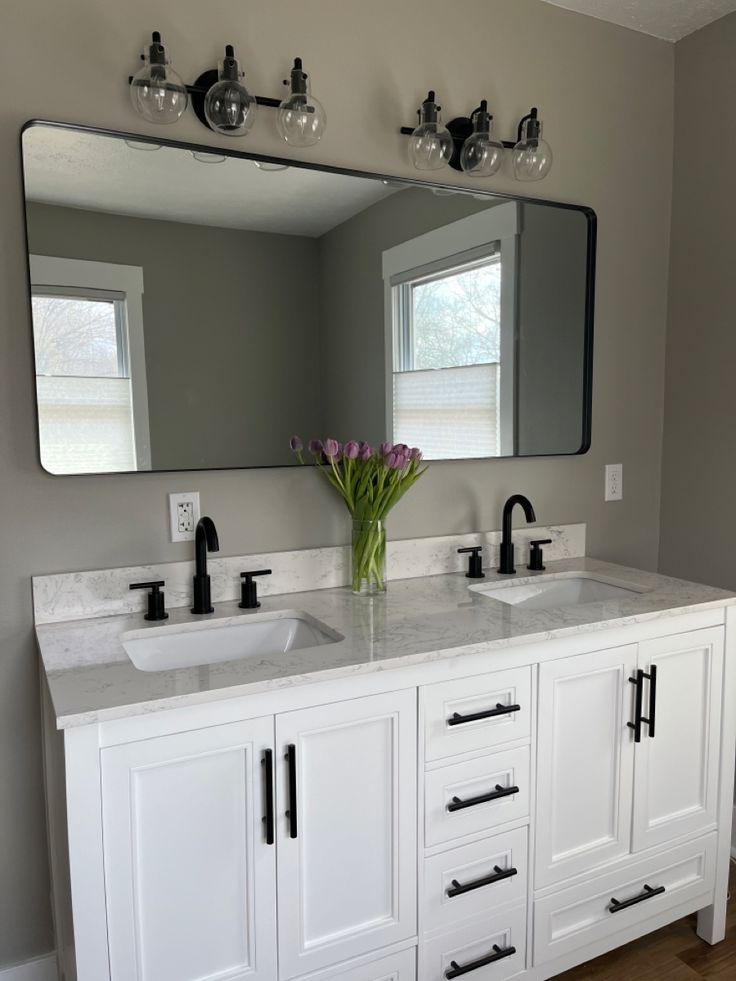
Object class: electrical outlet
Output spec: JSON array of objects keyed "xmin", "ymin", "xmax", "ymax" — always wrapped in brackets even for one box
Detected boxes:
[
  {"xmin": 169, "ymin": 492, "xmax": 200, "ymax": 542},
  {"xmin": 605, "ymin": 464, "xmax": 623, "ymax": 502}
]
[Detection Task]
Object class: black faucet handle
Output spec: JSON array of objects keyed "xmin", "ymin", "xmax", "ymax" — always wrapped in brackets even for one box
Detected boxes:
[
  {"xmin": 458, "ymin": 546, "xmax": 485, "ymax": 579},
  {"xmin": 130, "ymin": 580, "xmax": 168, "ymax": 621},
  {"xmin": 239, "ymin": 569, "xmax": 272, "ymax": 609},
  {"xmin": 528, "ymin": 539, "xmax": 552, "ymax": 572}
]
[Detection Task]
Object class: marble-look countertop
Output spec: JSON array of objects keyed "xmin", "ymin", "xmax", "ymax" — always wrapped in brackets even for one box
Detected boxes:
[{"xmin": 38, "ymin": 557, "xmax": 736, "ymax": 729}]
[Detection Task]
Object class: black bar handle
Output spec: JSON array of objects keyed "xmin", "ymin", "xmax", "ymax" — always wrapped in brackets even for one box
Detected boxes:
[
  {"xmin": 446, "ymin": 864, "xmax": 518, "ymax": 897},
  {"xmin": 627, "ymin": 670, "xmax": 644, "ymax": 742},
  {"xmin": 609, "ymin": 883, "xmax": 665, "ymax": 914},
  {"xmin": 447, "ymin": 783, "xmax": 519, "ymax": 812},
  {"xmin": 445, "ymin": 944, "xmax": 516, "ymax": 978},
  {"xmin": 448, "ymin": 703, "xmax": 521, "ymax": 727},
  {"xmin": 641, "ymin": 664, "xmax": 657, "ymax": 739},
  {"xmin": 285, "ymin": 744, "xmax": 298, "ymax": 839},
  {"xmin": 261, "ymin": 750, "xmax": 274, "ymax": 845}
]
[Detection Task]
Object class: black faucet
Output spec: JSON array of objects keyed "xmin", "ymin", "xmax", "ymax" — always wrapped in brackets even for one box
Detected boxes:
[
  {"xmin": 191, "ymin": 516, "xmax": 220, "ymax": 614},
  {"xmin": 498, "ymin": 494, "xmax": 537, "ymax": 575}
]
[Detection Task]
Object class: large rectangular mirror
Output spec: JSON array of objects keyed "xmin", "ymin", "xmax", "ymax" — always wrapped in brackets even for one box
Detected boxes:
[{"xmin": 21, "ymin": 122, "xmax": 595, "ymax": 474}]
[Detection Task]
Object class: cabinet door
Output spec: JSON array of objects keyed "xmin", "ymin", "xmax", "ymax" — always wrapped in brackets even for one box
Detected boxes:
[
  {"xmin": 632, "ymin": 627, "xmax": 724, "ymax": 851},
  {"xmin": 536, "ymin": 646, "xmax": 638, "ymax": 888},
  {"xmin": 101, "ymin": 717, "xmax": 276, "ymax": 981},
  {"xmin": 276, "ymin": 689, "xmax": 417, "ymax": 979}
]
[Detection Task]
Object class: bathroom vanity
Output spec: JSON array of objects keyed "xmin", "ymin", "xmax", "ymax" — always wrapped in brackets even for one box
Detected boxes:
[{"xmin": 37, "ymin": 555, "xmax": 736, "ymax": 981}]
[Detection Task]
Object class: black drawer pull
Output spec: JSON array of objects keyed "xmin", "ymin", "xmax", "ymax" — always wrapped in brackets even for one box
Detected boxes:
[
  {"xmin": 285, "ymin": 744, "xmax": 298, "ymax": 839},
  {"xmin": 446, "ymin": 864, "xmax": 518, "ymax": 897},
  {"xmin": 261, "ymin": 749, "xmax": 274, "ymax": 845},
  {"xmin": 609, "ymin": 883, "xmax": 665, "ymax": 914},
  {"xmin": 448, "ymin": 703, "xmax": 521, "ymax": 726},
  {"xmin": 447, "ymin": 784, "xmax": 519, "ymax": 812},
  {"xmin": 445, "ymin": 944, "xmax": 516, "ymax": 978},
  {"xmin": 641, "ymin": 664, "xmax": 657, "ymax": 739},
  {"xmin": 627, "ymin": 670, "xmax": 644, "ymax": 742}
]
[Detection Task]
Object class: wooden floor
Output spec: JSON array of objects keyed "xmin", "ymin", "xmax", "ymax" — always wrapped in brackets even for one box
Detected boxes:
[{"xmin": 556, "ymin": 865, "xmax": 736, "ymax": 980}]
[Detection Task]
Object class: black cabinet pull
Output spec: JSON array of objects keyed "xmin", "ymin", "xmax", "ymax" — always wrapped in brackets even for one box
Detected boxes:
[
  {"xmin": 261, "ymin": 750, "xmax": 274, "ymax": 845},
  {"xmin": 445, "ymin": 944, "xmax": 516, "ymax": 978},
  {"xmin": 641, "ymin": 664, "xmax": 657, "ymax": 739},
  {"xmin": 448, "ymin": 703, "xmax": 521, "ymax": 727},
  {"xmin": 609, "ymin": 883, "xmax": 665, "ymax": 914},
  {"xmin": 446, "ymin": 864, "xmax": 518, "ymax": 897},
  {"xmin": 627, "ymin": 670, "xmax": 644, "ymax": 742},
  {"xmin": 285, "ymin": 744, "xmax": 298, "ymax": 839},
  {"xmin": 447, "ymin": 784, "xmax": 519, "ymax": 812}
]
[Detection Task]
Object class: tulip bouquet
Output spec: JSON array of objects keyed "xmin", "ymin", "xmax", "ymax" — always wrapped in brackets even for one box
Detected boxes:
[{"xmin": 290, "ymin": 436, "xmax": 427, "ymax": 594}]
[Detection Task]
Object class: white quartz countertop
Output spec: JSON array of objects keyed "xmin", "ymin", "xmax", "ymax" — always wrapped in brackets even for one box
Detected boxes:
[{"xmin": 37, "ymin": 557, "xmax": 736, "ymax": 729}]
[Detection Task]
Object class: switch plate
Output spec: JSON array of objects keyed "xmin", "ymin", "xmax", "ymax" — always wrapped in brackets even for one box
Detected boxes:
[
  {"xmin": 605, "ymin": 464, "xmax": 623, "ymax": 502},
  {"xmin": 169, "ymin": 492, "xmax": 200, "ymax": 542}
]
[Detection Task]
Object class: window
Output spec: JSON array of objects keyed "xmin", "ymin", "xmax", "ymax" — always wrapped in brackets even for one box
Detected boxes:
[
  {"xmin": 384, "ymin": 202, "xmax": 519, "ymax": 460},
  {"xmin": 30, "ymin": 256, "xmax": 150, "ymax": 474}
]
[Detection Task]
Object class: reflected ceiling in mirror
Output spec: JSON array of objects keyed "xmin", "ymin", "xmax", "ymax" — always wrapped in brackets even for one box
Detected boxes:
[{"xmin": 21, "ymin": 122, "xmax": 595, "ymax": 475}]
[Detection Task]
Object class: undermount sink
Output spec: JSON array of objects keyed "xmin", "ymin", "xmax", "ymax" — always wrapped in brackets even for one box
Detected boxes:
[
  {"xmin": 122, "ymin": 610, "xmax": 342, "ymax": 672},
  {"xmin": 469, "ymin": 572, "xmax": 649, "ymax": 611}
]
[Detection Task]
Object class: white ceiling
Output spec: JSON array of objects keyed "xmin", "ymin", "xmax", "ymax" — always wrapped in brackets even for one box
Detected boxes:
[
  {"xmin": 22, "ymin": 126, "xmax": 396, "ymax": 238},
  {"xmin": 540, "ymin": 0, "xmax": 736, "ymax": 41}
]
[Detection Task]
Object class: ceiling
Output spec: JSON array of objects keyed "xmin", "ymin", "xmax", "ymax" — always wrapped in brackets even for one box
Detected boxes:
[
  {"xmin": 540, "ymin": 0, "xmax": 736, "ymax": 41},
  {"xmin": 22, "ymin": 126, "xmax": 397, "ymax": 238}
]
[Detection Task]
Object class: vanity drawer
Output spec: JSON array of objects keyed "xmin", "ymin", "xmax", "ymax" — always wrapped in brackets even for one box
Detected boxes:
[
  {"xmin": 423, "ymin": 827, "xmax": 528, "ymax": 935},
  {"xmin": 423, "ymin": 667, "xmax": 531, "ymax": 763},
  {"xmin": 425, "ymin": 747, "xmax": 530, "ymax": 847},
  {"xmin": 420, "ymin": 904, "xmax": 526, "ymax": 981},
  {"xmin": 533, "ymin": 833, "xmax": 717, "ymax": 966}
]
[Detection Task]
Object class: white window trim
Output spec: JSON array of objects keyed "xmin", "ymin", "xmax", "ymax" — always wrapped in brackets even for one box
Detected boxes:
[
  {"xmin": 30, "ymin": 254, "xmax": 151, "ymax": 471},
  {"xmin": 382, "ymin": 201, "xmax": 519, "ymax": 457}
]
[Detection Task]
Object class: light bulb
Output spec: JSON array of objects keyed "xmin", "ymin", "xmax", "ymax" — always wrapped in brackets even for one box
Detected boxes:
[
  {"xmin": 130, "ymin": 32, "xmax": 188, "ymax": 124},
  {"xmin": 277, "ymin": 58, "xmax": 327, "ymax": 147},
  {"xmin": 204, "ymin": 45, "xmax": 257, "ymax": 136},
  {"xmin": 460, "ymin": 101, "xmax": 504, "ymax": 177},
  {"xmin": 512, "ymin": 108, "xmax": 553, "ymax": 181},
  {"xmin": 408, "ymin": 91, "xmax": 453, "ymax": 171}
]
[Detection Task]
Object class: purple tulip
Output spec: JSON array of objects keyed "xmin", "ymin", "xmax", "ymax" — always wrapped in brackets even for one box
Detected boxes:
[
  {"xmin": 379, "ymin": 441, "xmax": 392, "ymax": 457},
  {"xmin": 323, "ymin": 438, "xmax": 340, "ymax": 459},
  {"xmin": 394, "ymin": 443, "xmax": 409, "ymax": 454},
  {"xmin": 385, "ymin": 451, "xmax": 401, "ymax": 469},
  {"xmin": 344, "ymin": 440, "xmax": 360, "ymax": 459},
  {"xmin": 290, "ymin": 436, "xmax": 303, "ymax": 452},
  {"xmin": 410, "ymin": 447, "xmax": 423, "ymax": 461},
  {"xmin": 309, "ymin": 439, "xmax": 323, "ymax": 454},
  {"xmin": 359, "ymin": 444, "xmax": 373, "ymax": 461}
]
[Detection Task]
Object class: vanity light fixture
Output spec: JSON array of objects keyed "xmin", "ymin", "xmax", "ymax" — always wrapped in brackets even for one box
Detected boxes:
[
  {"xmin": 128, "ymin": 33, "xmax": 326, "ymax": 147},
  {"xmin": 401, "ymin": 98, "xmax": 553, "ymax": 181}
]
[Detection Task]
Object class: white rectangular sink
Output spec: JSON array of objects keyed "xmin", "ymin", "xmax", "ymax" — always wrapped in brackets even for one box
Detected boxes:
[
  {"xmin": 122, "ymin": 610, "xmax": 342, "ymax": 672},
  {"xmin": 470, "ymin": 572, "xmax": 648, "ymax": 611}
]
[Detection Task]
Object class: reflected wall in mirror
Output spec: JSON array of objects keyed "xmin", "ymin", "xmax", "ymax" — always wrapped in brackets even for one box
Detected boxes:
[{"xmin": 21, "ymin": 122, "xmax": 595, "ymax": 474}]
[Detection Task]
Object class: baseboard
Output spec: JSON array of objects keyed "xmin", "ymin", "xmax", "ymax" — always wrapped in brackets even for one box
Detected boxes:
[{"xmin": 0, "ymin": 954, "xmax": 57, "ymax": 981}]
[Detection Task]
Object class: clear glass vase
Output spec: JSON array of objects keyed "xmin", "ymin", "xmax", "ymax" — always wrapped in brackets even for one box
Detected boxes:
[{"xmin": 351, "ymin": 518, "xmax": 387, "ymax": 595}]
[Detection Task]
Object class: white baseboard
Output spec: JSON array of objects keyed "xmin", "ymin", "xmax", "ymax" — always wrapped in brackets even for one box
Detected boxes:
[{"xmin": 0, "ymin": 954, "xmax": 57, "ymax": 981}]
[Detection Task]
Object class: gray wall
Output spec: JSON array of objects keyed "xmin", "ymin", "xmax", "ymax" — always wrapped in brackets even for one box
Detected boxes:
[
  {"xmin": 0, "ymin": 0, "xmax": 674, "ymax": 968},
  {"xmin": 26, "ymin": 203, "xmax": 323, "ymax": 469},
  {"xmin": 659, "ymin": 13, "xmax": 736, "ymax": 587}
]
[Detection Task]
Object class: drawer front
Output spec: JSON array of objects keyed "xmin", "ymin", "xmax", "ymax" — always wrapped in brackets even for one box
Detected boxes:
[
  {"xmin": 425, "ymin": 747, "xmax": 530, "ymax": 847},
  {"xmin": 534, "ymin": 833, "xmax": 717, "ymax": 966},
  {"xmin": 309, "ymin": 947, "xmax": 416, "ymax": 981},
  {"xmin": 423, "ymin": 827, "xmax": 528, "ymax": 935},
  {"xmin": 421, "ymin": 904, "xmax": 526, "ymax": 981},
  {"xmin": 424, "ymin": 667, "xmax": 532, "ymax": 763}
]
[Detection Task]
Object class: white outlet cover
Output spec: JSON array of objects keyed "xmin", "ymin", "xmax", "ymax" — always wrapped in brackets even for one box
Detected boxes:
[
  {"xmin": 605, "ymin": 464, "xmax": 623, "ymax": 502},
  {"xmin": 168, "ymin": 491, "xmax": 201, "ymax": 542}
]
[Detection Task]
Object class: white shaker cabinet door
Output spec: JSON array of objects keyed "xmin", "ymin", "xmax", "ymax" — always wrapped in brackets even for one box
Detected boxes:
[
  {"xmin": 536, "ymin": 645, "xmax": 638, "ymax": 888},
  {"xmin": 632, "ymin": 627, "xmax": 724, "ymax": 851},
  {"xmin": 101, "ymin": 717, "xmax": 277, "ymax": 981},
  {"xmin": 276, "ymin": 689, "xmax": 417, "ymax": 980}
]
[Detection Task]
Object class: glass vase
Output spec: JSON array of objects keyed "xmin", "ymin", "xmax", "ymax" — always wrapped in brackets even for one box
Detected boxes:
[{"xmin": 351, "ymin": 518, "xmax": 387, "ymax": 595}]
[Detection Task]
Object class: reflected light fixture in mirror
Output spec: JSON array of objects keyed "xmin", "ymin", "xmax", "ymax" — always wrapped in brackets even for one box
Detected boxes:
[
  {"xmin": 460, "ymin": 101, "xmax": 504, "ymax": 177},
  {"xmin": 204, "ymin": 45, "xmax": 257, "ymax": 137},
  {"xmin": 512, "ymin": 108, "xmax": 553, "ymax": 182},
  {"xmin": 277, "ymin": 58, "xmax": 327, "ymax": 147},
  {"xmin": 253, "ymin": 160, "xmax": 290, "ymax": 171},
  {"xmin": 408, "ymin": 91, "xmax": 453, "ymax": 171},
  {"xmin": 129, "ymin": 32, "xmax": 189, "ymax": 124},
  {"xmin": 192, "ymin": 151, "xmax": 227, "ymax": 163}
]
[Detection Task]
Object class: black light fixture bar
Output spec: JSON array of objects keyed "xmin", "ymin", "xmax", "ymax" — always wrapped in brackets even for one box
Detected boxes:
[
  {"xmin": 400, "ymin": 107, "xmax": 538, "ymax": 151},
  {"xmin": 127, "ymin": 73, "xmax": 282, "ymax": 106}
]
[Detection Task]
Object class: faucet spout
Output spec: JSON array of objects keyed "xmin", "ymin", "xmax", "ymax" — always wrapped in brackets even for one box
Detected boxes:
[
  {"xmin": 192, "ymin": 516, "xmax": 220, "ymax": 614},
  {"xmin": 499, "ymin": 494, "xmax": 537, "ymax": 575}
]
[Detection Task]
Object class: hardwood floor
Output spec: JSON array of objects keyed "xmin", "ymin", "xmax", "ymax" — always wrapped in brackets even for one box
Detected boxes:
[{"xmin": 555, "ymin": 864, "xmax": 736, "ymax": 980}]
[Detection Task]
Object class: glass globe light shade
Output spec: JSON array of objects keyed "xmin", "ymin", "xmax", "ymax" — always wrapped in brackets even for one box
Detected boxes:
[
  {"xmin": 512, "ymin": 110, "xmax": 553, "ymax": 181},
  {"xmin": 460, "ymin": 103, "xmax": 504, "ymax": 177},
  {"xmin": 130, "ymin": 32, "xmax": 188, "ymax": 125},
  {"xmin": 277, "ymin": 59, "xmax": 327, "ymax": 147},
  {"xmin": 408, "ymin": 91, "xmax": 452, "ymax": 171},
  {"xmin": 204, "ymin": 46, "xmax": 257, "ymax": 136}
]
